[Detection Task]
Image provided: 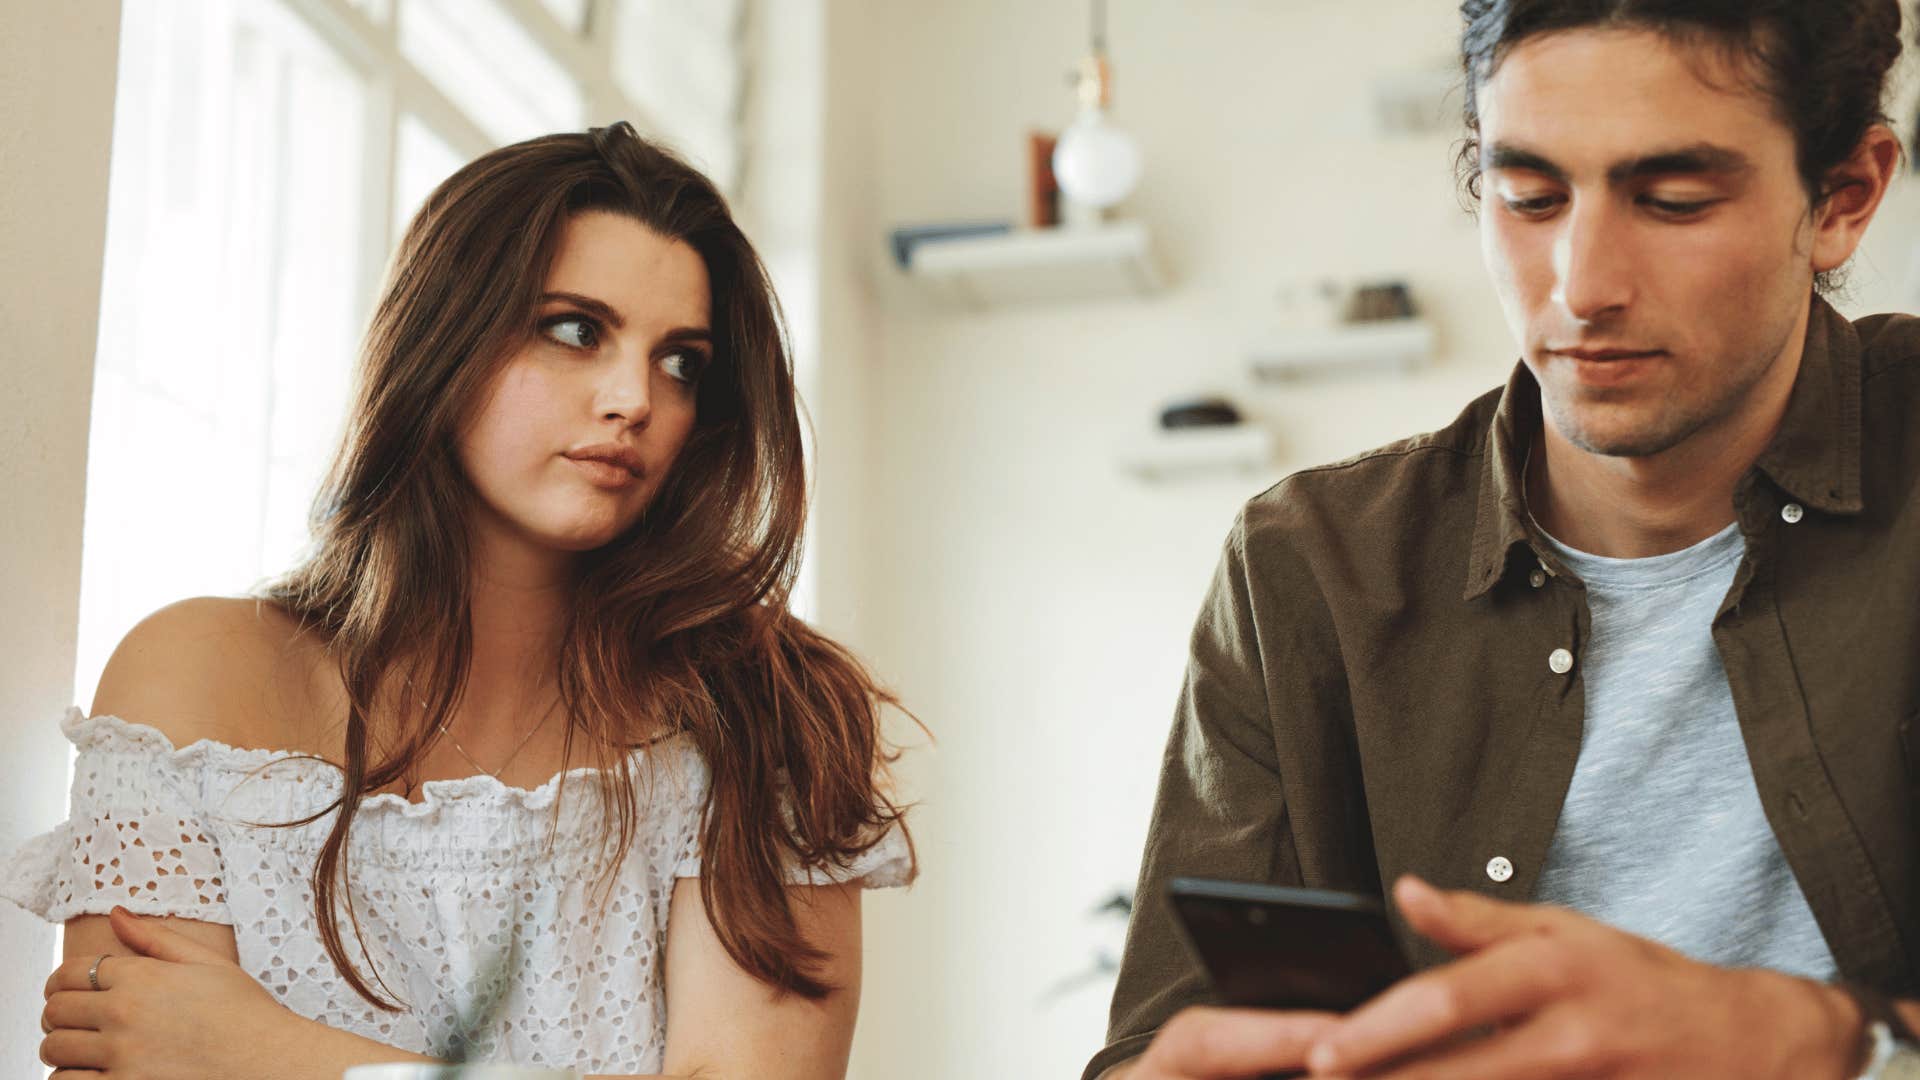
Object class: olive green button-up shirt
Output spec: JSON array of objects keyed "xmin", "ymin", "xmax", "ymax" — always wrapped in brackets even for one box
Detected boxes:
[{"xmin": 1086, "ymin": 298, "xmax": 1920, "ymax": 1079}]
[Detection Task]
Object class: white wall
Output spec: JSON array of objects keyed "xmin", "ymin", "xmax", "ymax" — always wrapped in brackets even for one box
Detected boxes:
[
  {"xmin": 832, "ymin": 4, "xmax": 1508, "ymax": 1075},
  {"xmin": 821, "ymin": 2, "xmax": 1920, "ymax": 1078},
  {"xmin": 0, "ymin": 0, "xmax": 121, "ymax": 1073}
]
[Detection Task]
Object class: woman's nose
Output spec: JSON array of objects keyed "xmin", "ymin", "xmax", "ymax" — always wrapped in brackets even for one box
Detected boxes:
[{"xmin": 595, "ymin": 355, "xmax": 653, "ymax": 427}]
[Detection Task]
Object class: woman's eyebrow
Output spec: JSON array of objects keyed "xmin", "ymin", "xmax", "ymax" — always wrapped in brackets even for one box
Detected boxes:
[
  {"xmin": 659, "ymin": 327, "xmax": 713, "ymax": 346},
  {"xmin": 539, "ymin": 291, "xmax": 625, "ymax": 328},
  {"xmin": 540, "ymin": 293, "xmax": 711, "ymax": 344}
]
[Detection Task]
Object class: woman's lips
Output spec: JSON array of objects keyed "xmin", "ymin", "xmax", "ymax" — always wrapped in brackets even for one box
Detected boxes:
[
  {"xmin": 563, "ymin": 442, "xmax": 646, "ymax": 489},
  {"xmin": 566, "ymin": 456, "xmax": 642, "ymax": 489}
]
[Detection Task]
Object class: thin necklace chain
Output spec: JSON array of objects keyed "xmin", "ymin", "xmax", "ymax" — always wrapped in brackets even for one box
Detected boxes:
[
  {"xmin": 436, "ymin": 710, "xmax": 554, "ymax": 780},
  {"xmin": 408, "ymin": 678, "xmax": 558, "ymax": 781}
]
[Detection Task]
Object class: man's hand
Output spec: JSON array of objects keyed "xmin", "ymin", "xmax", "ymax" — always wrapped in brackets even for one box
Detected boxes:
[
  {"xmin": 1298, "ymin": 876, "xmax": 1863, "ymax": 1079},
  {"xmin": 1115, "ymin": 1006, "xmax": 1339, "ymax": 1078}
]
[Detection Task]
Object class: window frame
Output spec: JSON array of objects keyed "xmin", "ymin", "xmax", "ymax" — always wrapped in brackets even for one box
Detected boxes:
[{"xmin": 276, "ymin": 0, "xmax": 671, "ymax": 325}]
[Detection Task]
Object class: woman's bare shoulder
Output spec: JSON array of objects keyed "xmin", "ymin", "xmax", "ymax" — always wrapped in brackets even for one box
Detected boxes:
[{"xmin": 87, "ymin": 596, "xmax": 335, "ymax": 752}]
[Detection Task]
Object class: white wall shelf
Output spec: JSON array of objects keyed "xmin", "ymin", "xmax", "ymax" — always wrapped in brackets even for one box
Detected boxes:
[
  {"xmin": 1248, "ymin": 317, "xmax": 1435, "ymax": 381},
  {"xmin": 1117, "ymin": 424, "xmax": 1273, "ymax": 483},
  {"xmin": 903, "ymin": 221, "xmax": 1163, "ymax": 309}
]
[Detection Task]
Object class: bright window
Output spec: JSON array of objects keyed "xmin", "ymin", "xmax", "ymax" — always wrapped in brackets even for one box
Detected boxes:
[
  {"xmin": 80, "ymin": 0, "xmax": 367, "ymax": 707},
  {"xmin": 399, "ymin": 0, "xmax": 584, "ymax": 146}
]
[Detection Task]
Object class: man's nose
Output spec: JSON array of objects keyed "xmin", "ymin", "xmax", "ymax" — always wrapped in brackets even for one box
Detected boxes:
[{"xmin": 1551, "ymin": 197, "xmax": 1634, "ymax": 323}]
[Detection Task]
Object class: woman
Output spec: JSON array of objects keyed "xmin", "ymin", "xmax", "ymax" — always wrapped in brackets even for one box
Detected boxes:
[{"xmin": 6, "ymin": 121, "xmax": 913, "ymax": 1079}]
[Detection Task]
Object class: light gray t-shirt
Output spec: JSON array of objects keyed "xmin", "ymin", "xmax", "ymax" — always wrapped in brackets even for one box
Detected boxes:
[{"xmin": 1531, "ymin": 521, "xmax": 1837, "ymax": 979}]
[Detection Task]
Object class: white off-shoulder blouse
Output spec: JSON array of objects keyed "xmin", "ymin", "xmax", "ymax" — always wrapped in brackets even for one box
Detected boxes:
[{"xmin": 1, "ymin": 710, "xmax": 911, "ymax": 1075}]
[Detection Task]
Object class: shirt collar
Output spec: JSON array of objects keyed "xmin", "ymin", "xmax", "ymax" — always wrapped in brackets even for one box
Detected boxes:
[
  {"xmin": 1462, "ymin": 295, "xmax": 1864, "ymax": 602},
  {"xmin": 1752, "ymin": 296, "xmax": 1864, "ymax": 517},
  {"xmin": 1463, "ymin": 362, "xmax": 1544, "ymax": 601}
]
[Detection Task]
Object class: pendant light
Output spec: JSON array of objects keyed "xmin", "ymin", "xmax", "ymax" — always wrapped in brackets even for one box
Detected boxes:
[{"xmin": 1051, "ymin": 0, "xmax": 1142, "ymax": 225}]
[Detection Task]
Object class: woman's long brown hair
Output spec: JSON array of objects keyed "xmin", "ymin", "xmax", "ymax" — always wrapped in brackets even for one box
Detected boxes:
[{"xmin": 259, "ymin": 122, "xmax": 911, "ymax": 1008}]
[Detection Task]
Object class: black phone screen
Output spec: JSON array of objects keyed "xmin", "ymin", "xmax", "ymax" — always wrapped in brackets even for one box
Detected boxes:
[{"xmin": 1167, "ymin": 877, "xmax": 1412, "ymax": 1013}]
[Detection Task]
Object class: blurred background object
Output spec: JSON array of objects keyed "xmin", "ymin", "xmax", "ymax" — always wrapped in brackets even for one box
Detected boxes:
[
  {"xmin": 9, "ymin": 1, "xmax": 1920, "ymax": 1077},
  {"xmin": 1052, "ymin": 0, "xmax": 1142, "ymax": 225}
]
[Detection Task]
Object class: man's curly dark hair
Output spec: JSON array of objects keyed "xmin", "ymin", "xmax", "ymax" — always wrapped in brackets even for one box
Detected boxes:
[{"xmin": 1455, "ymin": 0, "xmax": 1906, "ymax": 293}]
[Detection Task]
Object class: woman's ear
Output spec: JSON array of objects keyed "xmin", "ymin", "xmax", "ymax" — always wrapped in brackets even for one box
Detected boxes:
[{"xmin": 1810, "ymin": 123, "xmax": 1903, "ymax": 274}]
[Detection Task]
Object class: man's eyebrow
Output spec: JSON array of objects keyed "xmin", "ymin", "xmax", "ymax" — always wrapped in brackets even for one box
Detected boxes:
[
  {"xmin": 538, "ymin": 291, "xmax": 626, "ymax": 329},
  {"xmin": 1484, "ymin": 143, "xmax": 1568, "ymax": 182},
  {"xmin": 1607, "ymin": 143, "xmax": 1754, "ymax": 183},
  {"xmin": 1483, "ymin": 141, "xmax": 1754, "ymax": 185}
]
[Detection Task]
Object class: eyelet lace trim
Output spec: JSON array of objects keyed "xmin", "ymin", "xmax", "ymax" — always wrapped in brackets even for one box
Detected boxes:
[{"xmin": 1, "ymin": 709, "xmax": 912, "ymax": 1072}]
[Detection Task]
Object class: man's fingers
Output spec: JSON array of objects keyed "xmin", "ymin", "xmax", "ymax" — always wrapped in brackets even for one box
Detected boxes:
[
  {"xmin": 1393, "ymin": 876, "xmax": 1557, "ymax": 956},
  {"xmin": 1329, "ymin": 1008, "xmax": 1607, "ymax": 1080},
  {"xmin": 39, "ymin": 1028, "xmax": 111, "ymax": 1071},
  {"xmin": 1142, "ymin": 1006, "xmax": 1340, "ymax": 1077},
  {"xmin": 1306, "ymin": 933, "xmax": 1567, "ymax": 1075}
]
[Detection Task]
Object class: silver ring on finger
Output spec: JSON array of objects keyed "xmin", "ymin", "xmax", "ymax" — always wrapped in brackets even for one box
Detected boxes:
[{"xmin": 87, "ymin": 953, "xmax": 107, "ymax": 992}]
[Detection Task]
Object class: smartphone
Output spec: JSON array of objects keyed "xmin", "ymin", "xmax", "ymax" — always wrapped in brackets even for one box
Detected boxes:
[{"xmin": 1167, "ymin": 877, "xmax": 1411, "ymax": 1012}]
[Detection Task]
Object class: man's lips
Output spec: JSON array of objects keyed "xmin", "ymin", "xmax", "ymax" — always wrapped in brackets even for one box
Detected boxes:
[
  {"xmin": 1547, "ymin": 346, "xmax": 1666, "ymax": 388},
  {"xmin": 1549, "ymin": 347, "xmax": 1666, "ymax": 362}
]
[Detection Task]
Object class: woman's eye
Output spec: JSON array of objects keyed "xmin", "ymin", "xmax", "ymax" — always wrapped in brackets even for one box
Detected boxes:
[
  {"xmin": 661, "ymin": 352, "xmax": 706, "ymax": 385},
  {"xmin": 543, "ymin": 316, "xmax": 599, "ymax": 349}
]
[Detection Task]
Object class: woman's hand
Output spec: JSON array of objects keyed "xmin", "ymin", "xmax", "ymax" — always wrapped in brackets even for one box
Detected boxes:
[{"xmin": 40, "ymin": 905, "xmax": 305, "ymax": 1079}]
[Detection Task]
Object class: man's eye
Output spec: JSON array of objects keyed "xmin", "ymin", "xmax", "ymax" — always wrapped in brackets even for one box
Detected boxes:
[
  {"xmin": 1642, "ymin": 196, "xmax": 1718, "ymax": 217},
  {"xmin": 1501, "ymin": 194, "xmax": 1562, "ymax": 217},
  {"xmin": 542, "ymin": 316, "xmax": 599, "ymax": 349}
]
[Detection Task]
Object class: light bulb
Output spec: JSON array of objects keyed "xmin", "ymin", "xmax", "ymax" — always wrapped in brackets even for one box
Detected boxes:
[{"xmin": 1052, "ymin": 105, "xmax": 1142, "ymax": 210}]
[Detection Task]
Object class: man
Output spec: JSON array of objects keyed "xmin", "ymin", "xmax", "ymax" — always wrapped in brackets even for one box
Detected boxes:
[{"xmin": 1088, "ymin": 2, "xmax": 1920, "ymax": 1077}]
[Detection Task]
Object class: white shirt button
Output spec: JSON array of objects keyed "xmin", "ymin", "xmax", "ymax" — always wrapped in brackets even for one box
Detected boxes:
[
  {"xmin": 1486, "ymin": 856, "xmax": 1513, "ymax": 883},
  {"xmin": 1781, "ymin": 503, "xmax": 1804, "ymax": 524},
  {"xmin": 1548, "ymin": 648, "xmax": 1573, "ymax": 674},
  {"xmin": 1529, "ymin": 569, "xmax": 1548, "ymax": 588}
]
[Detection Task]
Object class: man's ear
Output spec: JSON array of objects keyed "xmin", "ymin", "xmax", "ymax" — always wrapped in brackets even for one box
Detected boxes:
[{"xmin": 1810, "ymin": 123, "xmax": 1903, "ymax": 274}]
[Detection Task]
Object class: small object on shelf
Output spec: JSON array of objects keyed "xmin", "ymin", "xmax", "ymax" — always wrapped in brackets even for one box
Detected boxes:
[
  {"xmin": 1249, "ymin": 317, "xmax": 1436, "ymax": 382},
  {"xmin": 1342, "ymin": 280, "xmax": 1417, "ymax": 323},
  {"xmin": 1159, "ymin": 397, "xmax": 1243, "ymax": 429},
  {"xmin": 1027, "ymin": 131, "xmax": 1061, "ymax": 227},
  {"xmin": 1119, "ymin": 423, "xmax": 1273, "ymax": 482},
  {"xmin": 901, "ymin": 220, "xmax": 1161, "ymax": 307},
  {"xmin": 887, "ymin": 220, "xmax": 1014, "ymax": 269}
]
